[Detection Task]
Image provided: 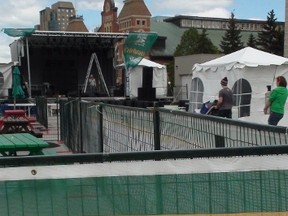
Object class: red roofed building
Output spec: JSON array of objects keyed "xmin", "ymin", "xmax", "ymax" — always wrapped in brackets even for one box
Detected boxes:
[
  {"xmin": 99, "ymin": 0, "xmax": 151, "ymax": 33},
  {"xmin": 118, "ymin": 0, "xmax": 151, "ymax": 32},
  {"xmin": 98, "ymin": 0, "xmax": 119, "ymax": 32}
]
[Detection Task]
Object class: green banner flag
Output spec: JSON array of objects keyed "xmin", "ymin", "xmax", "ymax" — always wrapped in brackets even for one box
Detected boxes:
[
  {"xmin": 2, "ymin": 28, "xmax": 35, "ymax": 37},
  {"xmin": 123, "ymin": 32, "xmax": 158, "ymax": 69}
]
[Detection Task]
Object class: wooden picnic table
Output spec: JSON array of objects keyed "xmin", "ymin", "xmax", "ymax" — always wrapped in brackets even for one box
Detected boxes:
[
  {"xmin": 0, "ymin": 109, "xmax": 36, "ymax": 131},
  {"xmin": 0, "ymin": 133, "xmax": 49, "ymax": 156},
  {"xmin": 0, "ymin": 117, "xmax": 32, "ymax": 134},
  {"xmin": 4, "ymin": 109, "xmax": 26, "ymax": 118}
]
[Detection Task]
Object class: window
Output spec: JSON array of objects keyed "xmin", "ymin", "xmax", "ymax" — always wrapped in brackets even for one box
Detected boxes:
[
  {"xmin": 189, "ymin": 78, "xmax": 204, "ymax": 111},
  {"xmin": 136, "ymin": 19, "xmax": 146, "ymax": 27},
  {"xmin": 232, "ymin": 79, "xmax": 252, "ymax": 117}
]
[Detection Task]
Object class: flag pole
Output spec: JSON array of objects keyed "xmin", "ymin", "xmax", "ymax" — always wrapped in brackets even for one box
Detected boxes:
[
  {"xmin": 123, "ymin": 58, "xmax": 129, "ymax": 98},
  {"xmin": 26, "ymin": 37, "xmax": 32, "ymax": 99}
]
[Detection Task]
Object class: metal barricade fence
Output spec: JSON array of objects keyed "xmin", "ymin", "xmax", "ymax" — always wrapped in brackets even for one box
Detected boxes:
[
  {"xmin": 102, "ymin": 105, "xmax": 155, "ymax": 152},
  {"xmin": 60, "ymin": 98, "xmax": 81, "ymax": 152},
  {"xmin": 2, "ymin": 99, "xmax": 288, "ymax": 216},
  {"xmin": 59, "ymin": 100, "xmax": 288, "ymax": 153},
  {"xmin": 35, "ymin": 96, "xmax": 48, "ymax": 128},
  {"xmin": 80, "ymin": 101, "xmax": 102, "ymax": 153},
  {"xmin": 159, "ymin": 108, "xmax": 288, "ymax": 149}
]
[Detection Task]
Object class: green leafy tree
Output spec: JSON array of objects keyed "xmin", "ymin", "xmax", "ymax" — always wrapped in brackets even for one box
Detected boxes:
[
  {"xmin": 174, "ymin": 28, "xmax": 199, "ymax": 56},
  {"xmin": 174, "ymin": 28, "xmax": 218, "ymax": 56},
  {"xmin": 247, "ymin": 33, "xmax": 257, "ymax": 48},
  {"xmin": 220, "ymin": 12, "xmax": 244, "ymax": 54},
  {"xmin": 257, "ymin": 9, "xmax": 284, "ymax": 55}
]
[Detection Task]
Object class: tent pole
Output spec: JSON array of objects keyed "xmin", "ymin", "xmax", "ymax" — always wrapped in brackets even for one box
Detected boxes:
[{"xmin": 26, "ymin": 37, "xmax": 32, "ymax": 99}]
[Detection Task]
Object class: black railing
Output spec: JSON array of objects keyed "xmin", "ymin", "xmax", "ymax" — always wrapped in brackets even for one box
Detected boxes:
[
  {"xmin": 35, "ymin": 96, "xmax": 48, "ymax": 128},
  {"xmin": 1, "ymin": 145, "xmax": 288, "ymax": 167}
]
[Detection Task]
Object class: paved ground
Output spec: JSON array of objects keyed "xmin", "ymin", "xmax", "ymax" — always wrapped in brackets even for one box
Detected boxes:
[{"xmin": 31, "ymin": 115, "xmax": 72, "ymax": 155}]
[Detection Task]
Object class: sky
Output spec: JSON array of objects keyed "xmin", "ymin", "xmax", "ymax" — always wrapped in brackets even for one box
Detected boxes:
[{"xmin": 0, "ymin": 0, "xmax": 285, "ymax": 63}]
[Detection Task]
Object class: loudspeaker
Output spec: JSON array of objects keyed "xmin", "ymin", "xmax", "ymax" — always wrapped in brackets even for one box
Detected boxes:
[
  {"xmin": 142, "ymin": 66, "xmax": 153, "ymax": 88},
  {"xmin": 138, "ymin": 87, "xmax": 156, "ymax": 101},
  {"xmin": 8, "ymin": 88, "xmax": 12, "ymax": 99}
]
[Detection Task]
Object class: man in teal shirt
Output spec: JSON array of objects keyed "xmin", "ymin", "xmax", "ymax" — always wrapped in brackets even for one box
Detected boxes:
[{"xmin": 264, "ymin": 76, "xmax": 288, "ymax": 125}]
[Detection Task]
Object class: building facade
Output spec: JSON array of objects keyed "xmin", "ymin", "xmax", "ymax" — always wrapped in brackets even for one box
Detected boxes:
[
  {"xmin": 98, "ymin": 0, "xmax": 119, "ymax": 32},
  {"xmin": 164, "ymin": 15, "xmax": 280, "ymax": 32},
  {"xmin": 66, "ymin": 16, "xmax": 88, "ymax": 32},
  {"xmin": 117, "ymin": 0, "xmax": 151, "ymax": 32},
  {"xmin": 39, "ymin": 1, "xmax": 76, "ymax": 31}
]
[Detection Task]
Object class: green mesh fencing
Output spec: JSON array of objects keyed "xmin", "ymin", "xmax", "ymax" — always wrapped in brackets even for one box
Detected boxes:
[{"xmin": 1, "ymin": 168, "xmax": 288, "ymax": 215}]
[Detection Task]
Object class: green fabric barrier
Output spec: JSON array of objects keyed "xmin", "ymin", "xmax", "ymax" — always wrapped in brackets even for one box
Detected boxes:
[{"xmin": 0, "ymin": 170, "xmax": 287, "ymax": 215}]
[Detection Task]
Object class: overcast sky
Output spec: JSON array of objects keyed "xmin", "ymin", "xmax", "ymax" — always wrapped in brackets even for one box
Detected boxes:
[{"xmin": 0, "ymin": 0, "xmax": 285, "ymax": 63}]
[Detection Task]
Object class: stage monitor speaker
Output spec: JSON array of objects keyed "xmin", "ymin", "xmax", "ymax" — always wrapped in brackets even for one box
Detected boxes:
[
  {"xmin": 138, "ymin": 87, "xmax": 156, "ymax": 101},
  {"xmin": 142, "ymin": 66, "xmax": 153, "ymax": 88}
]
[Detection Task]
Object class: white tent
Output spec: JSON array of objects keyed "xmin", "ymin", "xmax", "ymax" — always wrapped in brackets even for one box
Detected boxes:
[
  {"xmin": 118, "ymin": 58, "xmax": 168, "ymax": 98},
  {"xmin": 0, "ymin": 62, "xmax": 13, "ymax": 97},
  {"xmin": 189, "ymin": 47, "xmax": 288, "ymax": 126}
]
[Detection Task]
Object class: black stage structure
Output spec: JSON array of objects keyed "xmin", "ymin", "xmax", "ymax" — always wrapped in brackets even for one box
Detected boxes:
[{"xmin": 11, "ymin": 31, "xmax": 128, "ymax": 98}]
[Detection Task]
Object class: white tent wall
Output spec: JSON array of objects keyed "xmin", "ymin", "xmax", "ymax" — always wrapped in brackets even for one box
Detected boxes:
[
  {"xmin": 189, "ymin": 47, "xmax": 288, "ymax": 126},
  {"xmin": 191, "ymin": 65, "xmax": 280, "ymax": 122},
  {"xmin": 117, "ymin": 58, "xmax": 168, "ymax": 99},
  {"xmin": 245, "ymin": 64, "xmax": 288, "ymax": 125},
  {"xmin": 129, "ymin": 66, "xmax": 167, "ymax": 98},
  {"xmin": 0, "ymin": 63, "xmax": 13, "ymax": 98}
]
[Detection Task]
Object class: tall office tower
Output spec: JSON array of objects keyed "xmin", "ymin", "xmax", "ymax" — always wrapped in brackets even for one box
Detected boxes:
[
  {"xmin": 39, "ymin": 1, "xmax": 76, "ymax": 31},
  {"xmin": 285, "ymin": 0, "xmax": 288, "ymax": 57},
  {"xmin": 40, "ymin": 7, "xmax": 53, "ymax": 31}
]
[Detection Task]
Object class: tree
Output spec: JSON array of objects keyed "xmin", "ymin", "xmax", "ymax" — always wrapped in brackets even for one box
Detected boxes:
[
  {"xmin": 247, "ymin": 33, "xmax": 257, "ymax": 48},
  {"xmin": 220, "ymin": 12, "xmax": 244, "ymax": 54},
  {"xmin": 273, "ymin": 29, "xmax": 284, "ymax": 56},
  {"xmin": 174, "ymin": 28, "xmax": 218, "ymax": 56},
  {"xmin": 174, "ymin": 28, "xmax": 199, "ymax": 56},
  {"xmin": 257, "ymin": 9, "xmax": 284, "ymax": 55},
  {"xmin": 195, "ymin": 29, "xmax": 219, "ymax": 54}
]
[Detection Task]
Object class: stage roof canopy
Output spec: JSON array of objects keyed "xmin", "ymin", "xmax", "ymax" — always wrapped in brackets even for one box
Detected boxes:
[{"xmin": 19, "ymin": 31, "xmax": 129, "ymax": 49}]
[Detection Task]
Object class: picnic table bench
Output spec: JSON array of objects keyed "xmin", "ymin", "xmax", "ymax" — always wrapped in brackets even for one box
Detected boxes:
[
  {"xmin": 0, "ymin": 109, "xmax": 40, "ymax": 136},
  {"xmin": 0, "ymin": 117, "xmax": 31, "ymax": 134},
  {"xmin": 0, "ymin": 133, "xmax": 49, "ymax": 156}
]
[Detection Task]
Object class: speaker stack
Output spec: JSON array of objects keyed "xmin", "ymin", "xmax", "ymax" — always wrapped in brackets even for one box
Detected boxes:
[{"xmin": 137, "ymin": 66, "xmax": 156, "ymax": 101}]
